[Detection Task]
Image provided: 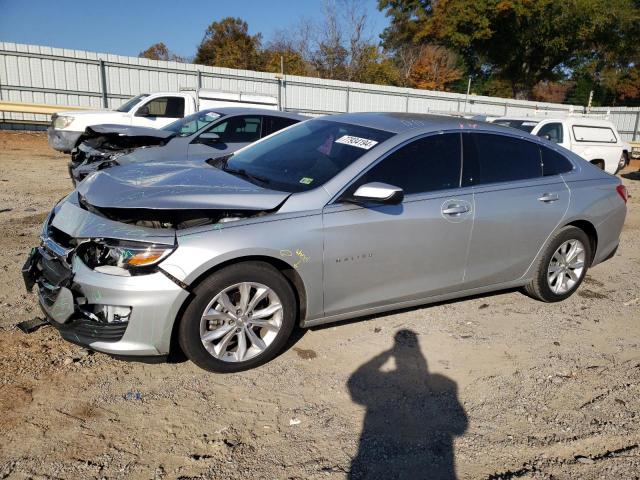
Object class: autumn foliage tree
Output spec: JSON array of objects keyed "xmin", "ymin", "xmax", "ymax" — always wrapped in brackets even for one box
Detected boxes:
[
  {"xmin": 408, "ymin": 45, "xmax": 463, "ymax": 91},
  {"xmin": 139, "ymin": 42, "xmax": 184, "ymax": 62},
  {"xmin": 378, "ymin": 0, "xmax": 640, "ymax": 104}
]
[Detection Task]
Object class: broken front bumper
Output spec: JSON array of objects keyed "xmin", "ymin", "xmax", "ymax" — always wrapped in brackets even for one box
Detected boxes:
[
  {"xmin": 47, "ymin": 128, "xmax": 81, "ymax": 153},
  {"xmin": 23, "ymin": 239, "xmax": 189, "ymax": 357}
]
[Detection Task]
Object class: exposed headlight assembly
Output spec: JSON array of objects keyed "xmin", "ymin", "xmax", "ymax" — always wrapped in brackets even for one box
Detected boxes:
[
  {"xmin": 79, "ymin": 239, "xmax": 175, "ymax": 273},
  {"xmin": 53, "ymin": 115, "xmax": 74, "ymax": 129}
]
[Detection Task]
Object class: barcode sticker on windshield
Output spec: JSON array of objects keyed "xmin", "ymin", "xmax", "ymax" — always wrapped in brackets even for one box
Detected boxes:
[{"xmin": 335, "ymin": 135, "xmax": 378, "ymax": 150}]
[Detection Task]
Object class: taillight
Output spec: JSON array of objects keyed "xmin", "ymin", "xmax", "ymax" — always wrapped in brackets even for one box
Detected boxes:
[{"xmin": 616, "ymin": 184, "xmax": 628, "ymax": 204}]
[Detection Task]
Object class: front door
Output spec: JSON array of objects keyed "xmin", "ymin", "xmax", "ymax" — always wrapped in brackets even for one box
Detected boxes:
[
  {"xmin": 322, "ymin": 133, "xmax": 475, "ymax": 317},
  {"xmin": 132, "ymin": 96, "xmax": 186, "ymax": 128},
  {"xmin": 188, "ymin": 115, "xmax": 262, "ymax": 159}
]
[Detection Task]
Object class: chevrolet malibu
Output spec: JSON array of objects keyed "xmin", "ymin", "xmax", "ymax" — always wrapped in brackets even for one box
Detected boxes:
[{"xmin": 23, "ymin": 113, "xmax": 628, "ymax": 372}]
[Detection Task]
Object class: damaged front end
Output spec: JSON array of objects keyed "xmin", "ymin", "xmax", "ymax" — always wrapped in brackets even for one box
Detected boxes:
[
  {"xmin": 22, "ymin": 219, "xmax": 135, "ymax": 342},
  {"xmin": 21, "ymin": 196, "xmax": 189, "ymax": 356},
  {"xmin": 22, "ymin": 164, "xmax": 290, "ymax": 356},
  {"xmin": 69, "ymin": 124, "xmax": 176, "ymax": 185}
]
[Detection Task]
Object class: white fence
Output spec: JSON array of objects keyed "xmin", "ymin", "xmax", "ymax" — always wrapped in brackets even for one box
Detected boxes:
[{"xmin": 1, "ymin": 41, "xmax": 639, "ymax": 140}]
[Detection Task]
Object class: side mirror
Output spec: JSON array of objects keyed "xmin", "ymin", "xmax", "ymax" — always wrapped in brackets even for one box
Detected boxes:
[
  {"xmin": 136, "ymin": 105, "xmax": 151, "ymax": 117},
  {"xmin": 350, "ymin": 182, "xmax": 404, "ymax": 205},
  {"xmin": 543, "ymin": 134, "xmax": 551, "ymax": 141},
  {"xmin": 198, "ymin": 132, "xmax": 220, "ymax": 144}
]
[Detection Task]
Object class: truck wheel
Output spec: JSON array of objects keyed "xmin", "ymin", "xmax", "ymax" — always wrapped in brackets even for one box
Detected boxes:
[
  {"xmin": 615, "ymin": 152, "xmax": 627, "ymax": 174},
  {"xmin": 523, "ymin": 226, "xmax": 591, "ymax": 302},
  {"xmin": 178, "ymin": 261, "xmax": 297, "ymax": 373}
]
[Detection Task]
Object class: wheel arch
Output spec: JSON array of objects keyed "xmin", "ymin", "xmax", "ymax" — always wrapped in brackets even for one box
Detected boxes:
[
  {"xmin": 168, "ymin": 255, "xmax": 308, "ymax": 358},
  {"xmin": 563, "ymin": 219, "xmax": 598, "ymax": 263}
]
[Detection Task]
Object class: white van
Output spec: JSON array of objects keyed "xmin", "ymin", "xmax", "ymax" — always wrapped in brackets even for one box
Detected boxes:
[{"xmin": 490, "ymin": 116, "xmax": 630, "ymax": 174}]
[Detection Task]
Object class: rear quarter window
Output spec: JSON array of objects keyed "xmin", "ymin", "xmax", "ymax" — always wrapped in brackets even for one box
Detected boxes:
[
  {"xmin": 541, "ymin": 146, "xmax": 573, "ymax": 176},
  {"xmin": 572, "ymin": 125, "xmax": 617, "ymax": 143}
]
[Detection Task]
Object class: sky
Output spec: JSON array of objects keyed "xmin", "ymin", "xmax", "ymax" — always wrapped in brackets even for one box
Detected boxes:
[{"xmin": 0, "ymin": 0, "xmax": 390, "ymax": 59}]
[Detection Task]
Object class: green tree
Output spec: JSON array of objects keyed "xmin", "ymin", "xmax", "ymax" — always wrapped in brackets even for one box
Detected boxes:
[{"xmin": 194, "ymin": 17, "xmax": 263, "ymax": 70}]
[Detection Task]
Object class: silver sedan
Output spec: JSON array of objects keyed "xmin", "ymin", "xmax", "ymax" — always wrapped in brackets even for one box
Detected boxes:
[{"xmin": 23, "ymin": 113, "xmax": 628, "ymax": 372}]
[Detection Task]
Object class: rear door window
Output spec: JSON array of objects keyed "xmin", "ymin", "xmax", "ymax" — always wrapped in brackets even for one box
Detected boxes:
[
  {"xmin": 263, "ymin": 116, "xmax": 299, "ymax": 136},
  {"xmin": 462, "ymin": 133, "xmax": 542, "ymax": 186},
  {"xmin": 349, "ymin": 133, "xmax": 462, "ymax": 195},
  {"xmin": 206, "ymin": 115, "xmax": 262, "ymax": 143}
]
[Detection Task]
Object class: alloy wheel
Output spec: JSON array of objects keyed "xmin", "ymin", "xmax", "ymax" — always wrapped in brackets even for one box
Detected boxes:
[
  {"xmin": 199, "ymin": 282, "xmax": 283, "ymax": 362},
  {"xmin": 546, "ymin": 239, "xmax": 586, "ymax": 295}
]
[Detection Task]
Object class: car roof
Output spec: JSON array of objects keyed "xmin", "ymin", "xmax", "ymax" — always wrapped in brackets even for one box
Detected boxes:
[
  {"xmin": 200, "ymin": 107, "xmax": 309, "ymax": 120},
  {"xmin": 319, "ymin": 112, "xmax": 519, "ymax": 135}
]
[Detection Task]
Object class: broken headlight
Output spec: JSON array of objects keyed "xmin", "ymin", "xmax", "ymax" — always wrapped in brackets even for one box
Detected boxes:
[
  {"xmin": 79, "ymin": 240, "xmax": 175, "ymax": 272},
  {"xmin": 53, "ymin": 115, "xmax": 74, "ymax": 129}
]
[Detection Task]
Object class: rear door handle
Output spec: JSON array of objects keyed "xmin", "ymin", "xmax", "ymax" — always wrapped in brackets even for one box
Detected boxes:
[
  {"xmin": 442, "ymin": 205, "xmax": 470, "ymax": 215},
  {"xmin": 538, "ymin": 193, "xmax": 559, "ymax": 203}
]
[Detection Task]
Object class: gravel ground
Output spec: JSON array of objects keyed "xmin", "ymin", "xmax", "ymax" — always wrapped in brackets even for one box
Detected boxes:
[{"xmin": 0, "ymin": 131, "xmax": 638, "ymax": 479}]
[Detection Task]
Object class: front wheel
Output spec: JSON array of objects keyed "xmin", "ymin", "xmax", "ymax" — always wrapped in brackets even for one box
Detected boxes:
[
  {"xmin": 523, "ymin": 226, "xmax": 592, "ymax": 302},
  {"xmin": 178, "ymin": 262, "xmax": 297, "ymax": 373}
]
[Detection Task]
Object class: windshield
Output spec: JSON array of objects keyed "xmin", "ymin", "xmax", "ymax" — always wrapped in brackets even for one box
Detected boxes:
[
  {"xmin": 493, "ymin": 119, "xmax": 540, "ymax": 133},
  {"xmin": 164, "ymin": 110, "xmax": 222, "ymax": 136},
  {"xmin": 222, "ymin": 119, "xmax": 395, "ymax": 193},
  {"xmin": 116, "ymin": 94, "xmax": 149, "ymax": 112}
]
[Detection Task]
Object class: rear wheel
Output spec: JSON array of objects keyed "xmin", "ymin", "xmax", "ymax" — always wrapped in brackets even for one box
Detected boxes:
[
  {"xmin": 523, "ymin": 226, "xmax": 591, "ymax": 302},
  {"xmin": 616, "ymin": 152, "xmax": 628, "ymax": 174},
  {"xmin": 178, "ymin": 262, "xmax": 297, "ymax": 373}
]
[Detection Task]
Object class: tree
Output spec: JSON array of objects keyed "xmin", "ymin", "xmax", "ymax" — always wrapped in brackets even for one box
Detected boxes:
[
  {"xmin": 194, "ymin": 17, "xmax": 263, "ymax": 70},
  {"xmin": 139, "ymin": 42, "xmax": 185, "ymax": 62},
  {"xmin": 262, "ymin": 33, "xmax": 312, "ymax": 76},
  {"xmin": 408, "ymin": 45, "xmax": 463, "ymax": 91},
  {"xmin": 378, "ymin": 0, "xmax": 640, "ymax": 102},
  {"xmin": 532, "ymin": 81, "xmax": 574, "ymax": 103}
]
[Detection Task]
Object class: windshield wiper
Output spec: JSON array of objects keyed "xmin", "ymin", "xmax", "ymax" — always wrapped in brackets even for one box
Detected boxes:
[
  {"xmin": 223, "ymin": 166, "xmax": 271, "ymax": 185},
  {"xmin": 206, "ymin": 154, "xmax": 271, "ymax": 185}
]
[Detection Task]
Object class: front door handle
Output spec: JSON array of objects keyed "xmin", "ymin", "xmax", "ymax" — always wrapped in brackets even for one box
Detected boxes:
[
  {"xmin": 442, "ymin": 204, "xmax": 470, "ymax": 215},
  {"xmin": 538, "ymin": 193, "xmax": 559, "ymax": 203}
]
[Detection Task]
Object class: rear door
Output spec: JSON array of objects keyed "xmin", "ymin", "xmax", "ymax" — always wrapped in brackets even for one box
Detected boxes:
[
  {"xmin": 322, "ymin": 133, "xmax": 475, "ymax": 317},
  {"xmin": 188, "ymin": 115, "xmax": 263, "ymax": 159},
  {"xmin": 462, "ymin": 132, "xmax": 569, "ymax": 287},
  {"xmin": 262, "ymin": 116, "xmax": 299, "ymax": 137}
]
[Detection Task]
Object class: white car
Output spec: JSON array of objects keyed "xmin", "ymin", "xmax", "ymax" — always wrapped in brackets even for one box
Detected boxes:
[
  {"xmin": 491, "ymin": 116, "xmax": 630, "ymax": 174},
  {"xmin": 47, "ymin": 90, "xmax": 277, "ymax": 153}
]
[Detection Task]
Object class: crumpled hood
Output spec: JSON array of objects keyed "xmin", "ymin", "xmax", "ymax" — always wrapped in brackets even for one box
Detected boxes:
[
  {"xmin": 84, "ymin": 124, "xmax": 176, "ymax": 140},
  {"xmin": 77, "ymin": 161, "xmax": 290, "ymax": 211}
]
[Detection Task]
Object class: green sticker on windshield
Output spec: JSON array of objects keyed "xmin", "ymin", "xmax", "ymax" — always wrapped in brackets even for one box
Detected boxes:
[{"xmin": 299, "ymin": 177, "xmax": 314, "ymax": 185}]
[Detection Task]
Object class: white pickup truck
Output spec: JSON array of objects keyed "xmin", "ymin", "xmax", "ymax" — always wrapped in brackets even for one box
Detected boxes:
[
  {"xmin": 490, "ymin": 116, "xmax": 631, "ymax": 174},
  {"xmin": 48, "ymin": 90, "xmax": 278, "ymax": 152}
]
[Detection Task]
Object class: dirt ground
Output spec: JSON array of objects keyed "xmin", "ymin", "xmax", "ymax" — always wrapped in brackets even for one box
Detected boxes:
[{"xmin": 0, "ymin": 131, "xmax": 638, "ymax": 479}]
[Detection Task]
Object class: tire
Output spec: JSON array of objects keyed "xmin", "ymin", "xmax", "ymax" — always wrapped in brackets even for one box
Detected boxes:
[
  {"xmin": 523, "ymin": 226, "xmax": 592, "ymax": 302},
  {"xmin": 178, "ymin": 261, "xmax": 297, "ymax": 373},
  {"xmin": 615, "ymin": 152, "xmax": 628, "ymax": 174}
]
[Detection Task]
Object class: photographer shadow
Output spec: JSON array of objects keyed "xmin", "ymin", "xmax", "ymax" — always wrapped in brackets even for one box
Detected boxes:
[{"xmin": 347, "ymin": 329, "xmax": 467, "ymax": 480}]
